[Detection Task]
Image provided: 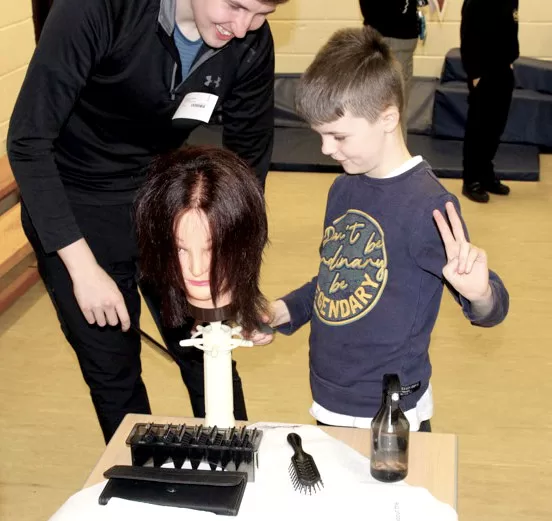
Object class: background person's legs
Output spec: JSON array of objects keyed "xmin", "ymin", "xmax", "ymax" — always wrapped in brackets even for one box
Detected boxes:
[
  {"xmin": 21, "ymin": 202, "xmax": 151, "ymax": 443},
  {"xmin": 383, "ymin": 37, "xmax": 418, "ymax": 138},
  {"xmin": 462, "ymin": 67, "xmax": 515, "ymax": 202}
]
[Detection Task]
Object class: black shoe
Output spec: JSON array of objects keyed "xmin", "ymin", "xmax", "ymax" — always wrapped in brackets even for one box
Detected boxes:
[
  {"xmin": 462, "ymin": 182, "xmax": 489, "ymax": 203},
  {"xmin": 483, "ymin": 180, "xmax": 510, "ymax": 195}
]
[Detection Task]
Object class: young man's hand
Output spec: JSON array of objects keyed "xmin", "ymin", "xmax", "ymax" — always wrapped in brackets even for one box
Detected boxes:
[
  {"xmin": 433, "ymin": 202, "xmax": 493, "ymax": 315},
  {"xmin": 59, "ymin": 239, "xmax": 131, "ymax": 331},
  {"xmin": 246, "ymin": 299, "xmax": 291, "ymax": 345}
]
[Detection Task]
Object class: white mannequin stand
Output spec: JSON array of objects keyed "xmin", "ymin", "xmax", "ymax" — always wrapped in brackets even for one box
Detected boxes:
[{"xmin": 179, "ymin": 321, "xmax": 253, "ymax": 428}]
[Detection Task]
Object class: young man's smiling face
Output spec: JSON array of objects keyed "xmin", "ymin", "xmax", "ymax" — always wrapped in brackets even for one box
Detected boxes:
[
  {"xmin": 312, "ymin": 112, "xmax": 389, "ymax": 176},
  {"xmin": 190, "ymin": 0, "xmax": 277, "ymax": 47}
]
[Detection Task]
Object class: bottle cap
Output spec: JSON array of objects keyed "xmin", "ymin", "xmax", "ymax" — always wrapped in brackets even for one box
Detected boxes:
[{"xmin": 382, "ymin": 374, "xmax": 401, "ymax": 395}]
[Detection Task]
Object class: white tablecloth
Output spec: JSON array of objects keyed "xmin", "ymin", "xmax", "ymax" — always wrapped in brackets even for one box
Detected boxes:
[{"xmin": 48, "ymin": 423, "xmax": 457, "ymax": 521}]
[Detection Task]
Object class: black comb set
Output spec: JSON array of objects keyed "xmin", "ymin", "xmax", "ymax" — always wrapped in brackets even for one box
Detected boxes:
[
  {"xmin": 287, "ymin": 433, "xmax": 324, "ymax": 494},
  {"xmin": 126, "ymin": 422, "xmax": 263, "ymax": 482},
  {"xmin": 99, "ymin": 425, "xmax": 324, "ymax": 514}
]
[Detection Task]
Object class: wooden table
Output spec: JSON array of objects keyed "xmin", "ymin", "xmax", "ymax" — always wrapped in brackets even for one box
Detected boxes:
[{"xmin": 84, "ymin": 414, "xmax": 458, "ymax": 510}]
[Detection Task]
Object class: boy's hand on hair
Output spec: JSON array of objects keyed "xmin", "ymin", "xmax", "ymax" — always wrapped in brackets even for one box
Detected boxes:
[
  {"xmin": 246, "ymin": 300, "xmax": 291, "ymax": 345},
  {"xmin": 245, "ymin": 313, "xmax": 274, "ymax": 345},
  {"xmin": 247, "ymin": 321, "xmax": 274, "ymax": 345},
  {"xmin": 433, "ymin": 202, "xmax": 492, "ymax": 306},
  {"xmin": 269, "ymin": 299, "xmax": 291, "ymax": 327}
]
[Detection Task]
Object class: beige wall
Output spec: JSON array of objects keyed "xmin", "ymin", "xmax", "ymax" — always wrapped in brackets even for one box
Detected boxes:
[
  {"xmin": 0, "ymin": 2, "xmax": 34, "ymax": 154},
  {"xmin": 1, "ymin": 0, "xmax": 551, "ymax": 152},
  {"xmin": 271, "ymin": 0, "xmax": 552, "ymax": 76}
]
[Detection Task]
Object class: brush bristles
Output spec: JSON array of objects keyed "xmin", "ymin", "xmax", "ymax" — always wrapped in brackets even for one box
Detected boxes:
[{"xmin": 288, "ymin": 460, "xmax": 324, "ymax": 494}]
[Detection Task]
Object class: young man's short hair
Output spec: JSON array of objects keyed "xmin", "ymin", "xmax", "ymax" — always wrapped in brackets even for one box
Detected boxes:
[{"xmin": 296, "ymin": 26, "xmax": 405, "ymax": 126}]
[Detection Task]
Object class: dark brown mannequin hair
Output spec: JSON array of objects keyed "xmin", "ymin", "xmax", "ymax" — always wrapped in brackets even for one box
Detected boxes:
[{"xmin": 135, "ymin": 145, "xmax": 268, "ymax": 332}]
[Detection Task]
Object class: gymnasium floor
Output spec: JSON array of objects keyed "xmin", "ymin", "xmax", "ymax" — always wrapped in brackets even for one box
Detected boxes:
[{"xmin": 1, "ymin": 156, "xmax": 551, "ymax": 521}]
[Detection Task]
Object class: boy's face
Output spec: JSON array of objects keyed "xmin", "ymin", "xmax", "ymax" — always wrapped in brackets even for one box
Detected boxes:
[
  {"xmin": 190, "ymin": 0, "xmax": 276, "ymax": 48},
  {"xmin": 312, "ymin": 112, "xmax": 387, "ymax": 175}
]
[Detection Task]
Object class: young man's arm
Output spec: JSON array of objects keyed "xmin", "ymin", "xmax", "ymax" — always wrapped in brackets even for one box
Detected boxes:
[
  {"xmin": 221, "ymin": 22, "xmax": 275, "ymax": 189},
  {"xmin": 8, "ymin": 0, "xmax": 111, "ymax": 254},
  {"xmin": 8, "ymin": 0, "xmax": 130, "ymax": 330}
]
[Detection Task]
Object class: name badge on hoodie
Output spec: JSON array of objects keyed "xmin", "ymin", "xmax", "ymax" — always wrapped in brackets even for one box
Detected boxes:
[{"xmin": 173, "ymin": 92, "xmax": 218, "ymax": 123}]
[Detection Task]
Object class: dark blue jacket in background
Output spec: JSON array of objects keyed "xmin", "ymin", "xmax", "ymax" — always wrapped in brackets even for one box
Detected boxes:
[{"xmin": 461, "ymin": 0, "xmax": 520, "ymax": 79}]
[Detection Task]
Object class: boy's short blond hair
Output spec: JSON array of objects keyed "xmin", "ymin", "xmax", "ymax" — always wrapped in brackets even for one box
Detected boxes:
[{"xmin": 296, "ymin": 26, "xmax": 405, "ymax": 125}]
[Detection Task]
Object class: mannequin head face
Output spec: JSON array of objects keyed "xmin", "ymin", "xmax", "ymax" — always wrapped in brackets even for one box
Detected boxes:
[
  {"xmin": 136, "ymin": 145, "xmax": 268, "ymax": 329},
  {"xmin": 175, "ymin": 209, "xmax": 232, "ymax": 309}
]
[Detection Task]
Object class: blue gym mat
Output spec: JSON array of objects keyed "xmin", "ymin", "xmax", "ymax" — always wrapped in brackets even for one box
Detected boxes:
[
  {"xmin": 187, "ymin": 68, "xmax": 541, "ymax": 182},
  {"xmin": 188, "ymin": 126, "xmax": 539, "ymax": 181}
]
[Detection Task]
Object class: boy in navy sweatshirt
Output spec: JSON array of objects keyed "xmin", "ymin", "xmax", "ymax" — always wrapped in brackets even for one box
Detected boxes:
[{"xmin": 252, "ymin": 26, "xmax": 509, "ymax": 431}]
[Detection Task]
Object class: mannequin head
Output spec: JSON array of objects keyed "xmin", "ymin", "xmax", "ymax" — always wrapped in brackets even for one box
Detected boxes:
[{"xmin": 136, "ymin": 145, "xmax": 268, "ymax": 331}]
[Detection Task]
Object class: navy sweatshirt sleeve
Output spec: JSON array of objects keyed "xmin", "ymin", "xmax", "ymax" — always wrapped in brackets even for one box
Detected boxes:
[
  {"xmin": 221, "ymin": 23, "xmax": 275, "ymax": 189},
  {"xmin": 455, "ymin": 271, "xmax": 509, "ymax": 327},
  {"xmin": 277, "ymin": 277, "xmax": 317, "ymax": 335},
  {"xmin": 411, "ymin": 194, "xmax": 509, "ymax": 327},
  {"xmin": 276, "ymin": 176, "xmax": 341, "ymax": 334},
  {"xmin": 7, "ymin": 0, "xmax": 112, "ymax": 253}
]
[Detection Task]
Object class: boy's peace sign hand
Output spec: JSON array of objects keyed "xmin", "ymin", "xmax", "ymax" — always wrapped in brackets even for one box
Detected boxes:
[{"xmin": 433, "ymin": 201, "xmax": 491, "ymax": 303}]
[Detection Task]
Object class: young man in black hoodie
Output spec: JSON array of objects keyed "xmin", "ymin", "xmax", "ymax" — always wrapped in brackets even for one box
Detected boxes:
[
  {"xmin": 7, "ymin": 0, "xmax": 288, "ymax": 443},
  {"xmin": 460, "ymin": 0, "xmax": 520, "ymax": 203}
]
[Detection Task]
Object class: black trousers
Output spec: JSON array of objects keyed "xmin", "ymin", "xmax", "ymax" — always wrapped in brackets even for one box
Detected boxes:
[
  {"xmin": 462, "ymin": 66, "xmax": 515, "ymax": 186},
  {"xmin": 21, "ymin": 201, "xmax": 247, "ymax": 443}
]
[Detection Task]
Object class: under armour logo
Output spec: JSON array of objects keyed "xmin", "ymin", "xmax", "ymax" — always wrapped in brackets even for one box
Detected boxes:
[{"xmin": 204, "ymin": 75, "xmax": 221, "ymax": 88}]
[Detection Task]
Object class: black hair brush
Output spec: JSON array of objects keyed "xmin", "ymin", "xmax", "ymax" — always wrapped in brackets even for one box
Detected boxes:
[{"xmin": 287, "ymin": 433, "xmax": 324, "ymax": 494}]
